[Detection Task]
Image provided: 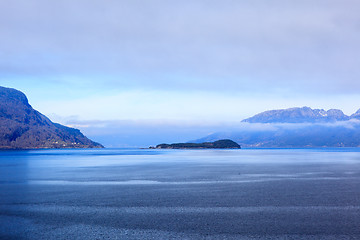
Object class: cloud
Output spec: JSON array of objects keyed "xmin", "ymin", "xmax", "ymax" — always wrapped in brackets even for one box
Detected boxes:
[
  {"xmin": 224, "ymin": 119, "xmax": 360, "ymax": 133},
  {"xmin": 1, "ymin": 0, "xmax": 360, "ymax": 95},
  {"xmin": 2, "ymin": 0, "xmax": 360, "ymax": 128}
]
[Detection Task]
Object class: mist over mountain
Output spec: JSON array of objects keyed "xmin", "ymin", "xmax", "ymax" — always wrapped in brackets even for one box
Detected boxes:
[
  {"xmin": 0, "ymin": 86, "xmax": 103, "ymax": 149},
  {"xmin": 196, "ymin": 107, "xmax": 360, "ymax": 148}
]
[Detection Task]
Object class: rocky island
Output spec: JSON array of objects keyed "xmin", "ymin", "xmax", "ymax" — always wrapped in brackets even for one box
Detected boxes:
[
  {"xmin": 154, "ymin": 139, "xmax": 241, "ymax": 149},
  {"xmin": 0, "ymin": 86, "xmax": 103, "ymax": 149}
]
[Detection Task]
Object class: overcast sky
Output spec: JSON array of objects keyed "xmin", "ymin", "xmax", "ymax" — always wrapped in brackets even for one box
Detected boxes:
[{"xmin": 1, "ymin": 0, "xmax": 360, "ymax": 146}]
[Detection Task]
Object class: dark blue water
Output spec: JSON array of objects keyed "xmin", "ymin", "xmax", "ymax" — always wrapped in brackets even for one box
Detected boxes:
[{"xmin": 1, "ymin": 148, "xmax": 360, "ymax": 239}]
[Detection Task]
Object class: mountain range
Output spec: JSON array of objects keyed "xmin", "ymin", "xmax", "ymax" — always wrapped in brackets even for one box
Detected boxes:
[
  {"xmin": 0, "ymin": 86, "xmax": 103, "ymax": 149},
  {"xmin": 196, "ymin": 107, "xmax": 360, "ymax": 148},
  {"xmin": 242, "ymin": 106, "xmax": 359, "ymax": 123}
]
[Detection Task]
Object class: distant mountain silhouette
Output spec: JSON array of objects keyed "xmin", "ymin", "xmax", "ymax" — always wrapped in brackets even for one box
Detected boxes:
[
  {"xmin": 0, "ymin": 86, "xmax": 103, "ymax": 149},
  {"xmin": 196, "ymin": 107, "xmax": 360, "ymax": 148},
  {"xmin": 242, "ymin": 106, "xmax": 350, "ymax": 123}
]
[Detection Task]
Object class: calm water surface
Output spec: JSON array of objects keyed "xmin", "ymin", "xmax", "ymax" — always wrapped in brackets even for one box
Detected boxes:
[{"xmin": 1, "ymin": 148, "xmax": 360, "ymax": 239}]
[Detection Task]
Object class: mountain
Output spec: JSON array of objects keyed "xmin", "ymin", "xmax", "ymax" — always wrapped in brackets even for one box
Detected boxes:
[
  {"xmin": 155, "ymin": 139, "xmax": 241, "ymax": 149},
  {"xmin": 0, "ymin": 86, "xmax": 103, "ymax": 149},
  {"xmin": 242, "ymin": 106, "xmax": 349, "ymax": 123},
  {"xmin": 351, "ymin": 109, "xmax": 360, "ymax": 120},
  {"xmin": 195, "ymin": 107, "xmax": 360, "ymax": 148}
]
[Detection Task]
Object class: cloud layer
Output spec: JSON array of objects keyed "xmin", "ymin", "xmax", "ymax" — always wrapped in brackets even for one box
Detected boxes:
[{"xmin": 1, "ymin": 0, "xmax": 360, "ymax": 94}]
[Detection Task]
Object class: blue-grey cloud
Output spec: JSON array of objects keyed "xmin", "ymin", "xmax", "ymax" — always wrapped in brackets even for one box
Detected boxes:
[{"xmin": 1, "ymin": 0, "xmax": 360, "ymax": 94}]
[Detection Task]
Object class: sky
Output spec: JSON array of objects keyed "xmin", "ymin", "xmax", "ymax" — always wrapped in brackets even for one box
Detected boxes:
[{"xmin": 1, "ymin": 0, "xmax": 360, "ymax": 147}]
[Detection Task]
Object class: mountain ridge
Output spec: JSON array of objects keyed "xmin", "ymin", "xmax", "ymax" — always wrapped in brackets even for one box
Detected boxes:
[
  {"xmin": 0, "ymin": 86, "xmax": 103, "ymax": 149},
  {"xmin": 242, "ymin": 106, "xmax": 353, "ymax": 123}
]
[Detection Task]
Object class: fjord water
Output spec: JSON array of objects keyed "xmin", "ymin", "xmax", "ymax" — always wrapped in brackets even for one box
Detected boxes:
[{"xmin": 1, "ymin": 149, "xmax": 360, "ymax": 239}]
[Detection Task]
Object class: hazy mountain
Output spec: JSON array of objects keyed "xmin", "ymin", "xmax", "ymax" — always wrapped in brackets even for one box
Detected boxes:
[
  {"xmin": 242, "ymin": 106, "xmax": 349, "ymax": 123},
  {"xmin": 0, "ymin": 86, "xmax": 103, "ymax": 149},
  {"xmin": 350, "ymin": 109, "xmax": 360, "ymax": 120},
  {"xmin": 195, "ymin": 107, "xmax": 360, "ymax": 148}
]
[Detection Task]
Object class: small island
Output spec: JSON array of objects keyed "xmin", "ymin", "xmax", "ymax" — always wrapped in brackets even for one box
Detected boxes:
[{"xmin": 153, "ymin": 139, "xmax": 241, "ymax": 149}]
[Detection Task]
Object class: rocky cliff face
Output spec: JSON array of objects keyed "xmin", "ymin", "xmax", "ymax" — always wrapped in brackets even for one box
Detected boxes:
[{"xmin": 0, "ymin": 86, "xmax": 103, "ymax": 149}]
